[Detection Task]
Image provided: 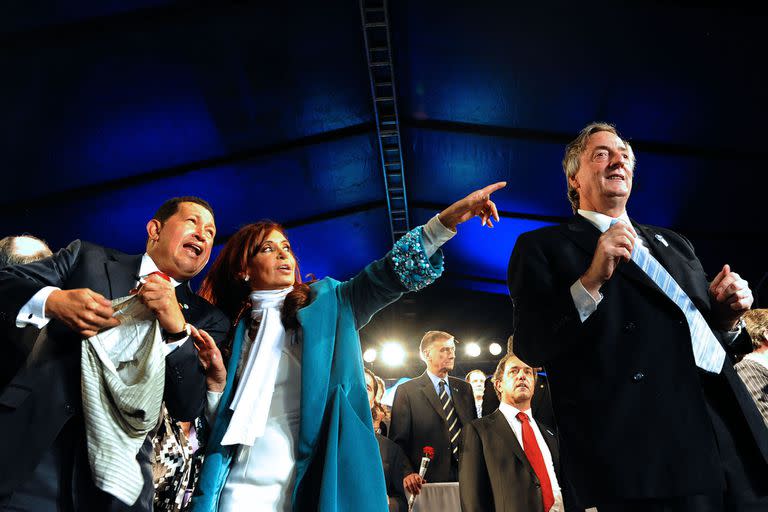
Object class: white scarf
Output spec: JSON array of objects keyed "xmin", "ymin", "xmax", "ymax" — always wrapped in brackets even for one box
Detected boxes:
[{"xmin": 221, "ymin": 286, "xmax": 293, "ymax": 446}]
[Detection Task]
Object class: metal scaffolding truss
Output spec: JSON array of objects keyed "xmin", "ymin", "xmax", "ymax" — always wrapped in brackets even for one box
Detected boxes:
[{"xmin": 359, "ymin": 0, "xmax": 409, "ymax": 243}]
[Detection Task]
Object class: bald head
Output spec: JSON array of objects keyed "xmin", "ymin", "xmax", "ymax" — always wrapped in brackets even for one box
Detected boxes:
[{"xmin": 0, "ymin": 235, "xmax": 53, "ymax": 267}]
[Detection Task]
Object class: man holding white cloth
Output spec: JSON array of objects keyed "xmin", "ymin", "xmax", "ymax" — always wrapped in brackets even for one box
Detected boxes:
[{"xmin": 0, "ymin": 196, "xmax": 229, "ymax": 511}]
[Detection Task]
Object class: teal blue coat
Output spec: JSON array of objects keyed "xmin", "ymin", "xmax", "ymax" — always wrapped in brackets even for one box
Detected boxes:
[{"xmin": 192, "ymin": 237, "xmax": 443, "ymax": 512}]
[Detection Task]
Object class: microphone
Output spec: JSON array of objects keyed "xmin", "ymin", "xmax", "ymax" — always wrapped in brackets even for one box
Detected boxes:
[{"xmin": 407, "ymin": 446, "xmax": 434, "ymax": 511}]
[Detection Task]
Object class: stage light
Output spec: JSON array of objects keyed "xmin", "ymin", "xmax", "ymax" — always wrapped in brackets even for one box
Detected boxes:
[
  {"xmin": 381, "ymin": 342, "xmax": 405, "ymax": 366},
  {"xmin": 465, "ymin": 342, "xmax": 481, "ymax": 357},
  {"xmin": 363, "ymin": 348, "xmax": 377, "ymax": 363},
  {"xmin": 489, "ymin": 342, "xmax": 502, "ymax": 356}
]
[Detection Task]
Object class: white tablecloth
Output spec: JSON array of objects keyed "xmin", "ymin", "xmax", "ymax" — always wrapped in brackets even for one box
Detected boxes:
[{"xmin": 411, "ymin": 482, "xmax": 460, "ymax": 512}]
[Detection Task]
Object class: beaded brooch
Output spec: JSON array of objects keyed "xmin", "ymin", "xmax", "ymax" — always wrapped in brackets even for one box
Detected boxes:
[{"xmin": 390, "ymin": 227, "xmax": 444, "ymax": 291}]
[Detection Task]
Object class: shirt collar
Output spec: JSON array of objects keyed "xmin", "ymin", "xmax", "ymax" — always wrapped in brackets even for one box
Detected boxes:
[
  {"xmin": 498, "ymin": 401, "xmax": 532, "ymax": 423},
  {"xmin": 138, "ymin": 253, "xmax": 181, "ymax": 288},
  {"xmin": 426, "ymin": 370, "xmax": 448, "ymax": 389},
  {"xmin": 577, "ymin": 209, "xmax": 631, "ymax": 234}
]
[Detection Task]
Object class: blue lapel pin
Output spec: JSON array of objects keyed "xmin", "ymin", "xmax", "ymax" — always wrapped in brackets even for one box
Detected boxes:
[{"xmin": 654, "ymin": 233, "xmax": 669, "ymax": 247}]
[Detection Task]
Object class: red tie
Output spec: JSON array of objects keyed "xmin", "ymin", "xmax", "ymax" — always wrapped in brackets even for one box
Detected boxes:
[{"xmin": 516, "ymin": 412, "xmax": 554, "ymax": 512}]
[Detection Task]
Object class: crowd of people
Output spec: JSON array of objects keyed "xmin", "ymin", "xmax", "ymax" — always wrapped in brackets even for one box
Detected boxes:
[{"xmin": 0, "ymin": 121, "xmax": 766, "ymax": 512}]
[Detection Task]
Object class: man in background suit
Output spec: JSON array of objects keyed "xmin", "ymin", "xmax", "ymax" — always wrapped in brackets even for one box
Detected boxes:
[
  {"xmin": 507, "ymin": 122, "xmax": 766, "ymax": 511},
  {"xmin": 466, "ymin": 369, "xmax": 486, "ymax": 418},
  {"xmin": 460, "ymin": 352, "xmax": 562, "ymax": 512},
  {"xmin": 390, "ymin": 330, "xmax": 477, "ymax": 497},
  {"xmin": 0, "ymin": 197, "xmax": 230, "ymax": 511},
  {"xmin": 0, "ymin": 235, "xmax": 53, "ymax": 390},
  {"xmin": 735, "ymin": 309, "xmax": 768, "ymax": 427},
  {"xmin": 481, "ymin": 336, "xmax": 555, "ymax": 429}
]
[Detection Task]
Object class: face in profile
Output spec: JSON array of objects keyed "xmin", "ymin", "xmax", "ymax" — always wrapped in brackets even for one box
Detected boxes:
[
  {"xmin": 425, "ymin": 337, "xmax": 456, "ymax": 374},
  {"xmin": 496, "ymin": 355, "xmax": 536, "ymax": 407},
  {"xmin": 147, "ymin": 202, "xmax": 216, "ymax": 281},
  {"xmin": 246, "ymin": 229, "xmax": 297, "ymax": 290},
  {"xmin": 365, "ymin": 371, "xmax": 376, "ymax": 410}
]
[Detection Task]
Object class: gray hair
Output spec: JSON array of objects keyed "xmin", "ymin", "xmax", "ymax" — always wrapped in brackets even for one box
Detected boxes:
[
  {"xmin": 562, "ymin": 122, "xmax": 635, "ymax": 213},
  {"xmin": 0, "ymin": 235, "xmax": 53, "ymax": 267}
]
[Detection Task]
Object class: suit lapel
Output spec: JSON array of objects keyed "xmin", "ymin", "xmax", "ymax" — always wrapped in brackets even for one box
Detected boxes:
[
  {"xmin": 540, "ymin": 424, "xmax": 559, "ymax": 475},
  {"xmin": 104, "ymin": 253, "xmax": 142, "ymax": 299},
  {"xmin": 417, "ymin": 374, "xmax": 448, "ymax": 422},
  {"xmin": 561, "ymin": 215, "xmax": 678, "ymax": 297},
  {"xmin": 449, "ymin": 378, "xmax": 473, "ymax": 426},
  {"xmin": 488, "ymin": 410, "xmax": 536, "ymax": 478},
  {"xmin": 632, "ymin": 221, "xmax": 711, "ymax": 313},
  {"xmin": 175, "ymin": 282, "xmax": 199, "ymax": 323}
]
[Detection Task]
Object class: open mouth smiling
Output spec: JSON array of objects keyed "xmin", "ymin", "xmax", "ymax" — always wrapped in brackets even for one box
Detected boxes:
[{"xmin": 183, "ymin": 242, "xmax": 204, "ymax": 256}]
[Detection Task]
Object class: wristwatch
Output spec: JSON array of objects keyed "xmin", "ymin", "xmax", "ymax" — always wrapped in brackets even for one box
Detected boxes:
[{"xmin": 163, "ymin": 323, "xmax": 191, "ymax": 341}]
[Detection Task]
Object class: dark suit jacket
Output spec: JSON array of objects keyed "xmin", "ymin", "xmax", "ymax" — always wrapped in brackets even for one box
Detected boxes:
[
  {"xmin": 377, "ymin": 433, "xmax": 409, "ymax": 512},
  {"xmin": 507, "ymin": 215, "xmax": 768, "ymax": 505},
  {"xmin": 0, "ymin": 240, "xmax": 229, "ymax": 510},
  {"xmin": 481, "ymin": 374, "xmax": 555, "ymax": 429},
  {"xmin": 389, "ymin": 372, "xmax": 477, "ymax": 483},
  {"xmin": 459, "ymin": 409, "xmax": 559, "ymax": 512}
]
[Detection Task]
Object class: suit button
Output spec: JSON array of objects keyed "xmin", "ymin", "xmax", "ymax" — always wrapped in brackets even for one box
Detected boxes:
[
  {"xmin": 623, "ymin": 321, "xmax": 636, "ymax": 332},
  {"xmin": 64, "ymin": 403, "xmax": 75, "ymax": 414},
  {"xmin": 632, "ymin": 372, "xmax": 645, "ymax": 382}
]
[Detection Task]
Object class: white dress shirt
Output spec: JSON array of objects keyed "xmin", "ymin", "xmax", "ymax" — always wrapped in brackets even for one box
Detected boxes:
[{"xmin": 498, "ymin": 402, "xmax": 562, "ymax": 512}]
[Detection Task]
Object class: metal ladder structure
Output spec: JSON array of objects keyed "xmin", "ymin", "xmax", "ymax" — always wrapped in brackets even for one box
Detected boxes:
[{"xmin": 359, "ymin": 0, "xmax": 409, "ymax": 243}]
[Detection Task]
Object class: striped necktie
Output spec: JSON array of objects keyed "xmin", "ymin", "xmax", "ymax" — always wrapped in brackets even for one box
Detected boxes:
[
  {"xmin": 613, "ymin": 219, "xmax": 725, "ymax": 373},
  {"xmin": 438, "ymin": 380, "xmax": 462, "ymax": 460}
]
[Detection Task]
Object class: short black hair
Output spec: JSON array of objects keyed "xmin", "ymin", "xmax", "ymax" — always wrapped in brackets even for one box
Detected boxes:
[{"xmin": 153, "ymin": 196, "xmax": 214, "ymax": 223}]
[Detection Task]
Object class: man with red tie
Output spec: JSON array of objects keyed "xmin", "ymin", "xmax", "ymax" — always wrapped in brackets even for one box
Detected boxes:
[{"xmin": 460, "ymin": 352, "xmax": 561, "ymax": 512}]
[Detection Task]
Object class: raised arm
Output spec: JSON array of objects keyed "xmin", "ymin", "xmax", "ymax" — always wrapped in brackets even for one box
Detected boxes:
[{"xmin": 340, "ymin": 182, "xmax": 506, "ymax": 329}]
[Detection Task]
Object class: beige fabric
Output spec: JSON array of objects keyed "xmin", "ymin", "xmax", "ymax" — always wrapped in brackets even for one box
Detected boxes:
[{"xmin": 81, "ymin": 295, "xmax": 165, "ymax": 505}]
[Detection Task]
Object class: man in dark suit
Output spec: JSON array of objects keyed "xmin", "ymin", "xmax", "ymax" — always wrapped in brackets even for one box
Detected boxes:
[
  {"xmin": 0, "ymin": 235, "xmax": 53, "ymax": 390},
  {"xmin": 389, "ymin": 330, "xmax": 477, "ymax": 497},
  {"xmin": 0, "ymin": 197, "xmax": 230, "ymax": 511},
  {"xmin": 460, "ymin": 352, "xmax": 561, "ymax": 512},
  {"xmin": 507, "ymin": 122, "xmax": 767, "ymax": 511}
]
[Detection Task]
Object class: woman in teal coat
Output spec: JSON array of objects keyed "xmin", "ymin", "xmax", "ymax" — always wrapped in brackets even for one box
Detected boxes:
[{"xmin": 191, "ymin": 182, "xmax": 505, "ymax": 512}]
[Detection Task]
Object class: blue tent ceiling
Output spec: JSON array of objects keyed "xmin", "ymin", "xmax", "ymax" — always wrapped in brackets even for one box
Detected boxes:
[{"xmin": 2, "ymin": 2, "xmax": 766, "ymax": 374}]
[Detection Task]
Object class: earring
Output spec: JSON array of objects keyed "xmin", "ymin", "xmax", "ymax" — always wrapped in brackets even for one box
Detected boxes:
[{"xmin": 243, "ymin": 275, "xmax": 250, "ymax": 282}]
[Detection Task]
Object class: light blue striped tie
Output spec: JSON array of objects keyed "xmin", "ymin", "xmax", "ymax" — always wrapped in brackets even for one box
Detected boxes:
[{"xmin": 612, "ymin": 219, "xmax": 725, "ymax": 373}]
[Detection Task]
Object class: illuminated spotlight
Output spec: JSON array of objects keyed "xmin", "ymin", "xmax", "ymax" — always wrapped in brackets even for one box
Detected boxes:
[
  {"xmin": 381, "ymin": 342, "xmax": 405, "ymax": 366},
  {"xmin": 489, "ymin": 343, "xmax": 502, "ymax": 356},
  {"xmin": 363, "ymin": 348, "xmax": 377, "ymax": 363},
  {"xmin": 465, "ymin": 342, "xmax": 481, "ymax": 358}
]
